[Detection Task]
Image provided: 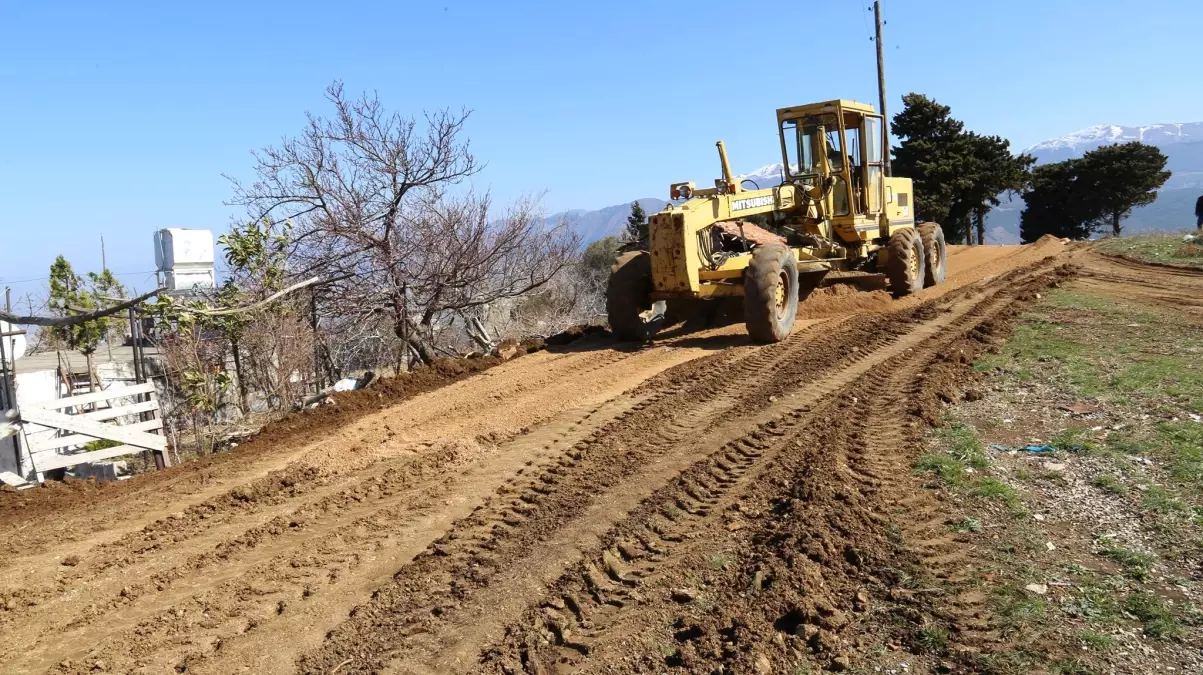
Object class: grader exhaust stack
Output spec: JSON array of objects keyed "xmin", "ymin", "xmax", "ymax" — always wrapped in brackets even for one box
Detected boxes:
[{"xmin": 607, "ymin": 99, "xmax": 947, "ymax": 343}]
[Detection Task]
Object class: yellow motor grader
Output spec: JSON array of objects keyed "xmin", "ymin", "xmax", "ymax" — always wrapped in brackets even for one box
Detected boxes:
[{"xmin": 607, "ymin": 99, "xmax": 946, "ymax": 343}]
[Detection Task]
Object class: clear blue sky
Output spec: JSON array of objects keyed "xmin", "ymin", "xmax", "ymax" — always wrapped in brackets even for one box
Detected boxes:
[{"xmin": 2, "ymin": 0, "xmax": 1201, "ymax": 299}]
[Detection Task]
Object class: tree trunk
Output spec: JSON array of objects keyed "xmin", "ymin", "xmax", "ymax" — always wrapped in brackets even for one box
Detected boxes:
[
  {"xmin": 974, "ymin": 210, "xmax": 985, "ymax": 246},
  {"xmin": 231, "ymin": 336, "xmax": 248, "ymax": 414},
  {"xmin": 394, "ymin": 317, "xmax": 435, "ymax": 366},
  {"xmin": 85, "ymin": 351, "xmax": 95, "ymax": 393},
  {"xmin": 1112, "ymin": 212, "xmax": 1122, "ymax": 237}
]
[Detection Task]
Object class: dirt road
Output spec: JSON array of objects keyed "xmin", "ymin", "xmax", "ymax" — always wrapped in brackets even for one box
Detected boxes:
[{"xmin": 0, "ymin": 240, "xmax": 1073, "ymax": 674}]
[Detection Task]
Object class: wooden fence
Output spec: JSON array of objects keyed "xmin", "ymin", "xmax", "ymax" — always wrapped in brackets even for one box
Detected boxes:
[{"xmin": 20, "ymin": 382, "xmax": 169, "ymax": 475}]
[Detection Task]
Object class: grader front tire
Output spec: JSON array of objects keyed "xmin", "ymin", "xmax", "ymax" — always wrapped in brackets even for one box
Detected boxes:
[
  {"xmin": 744, "ymin": 243, "xmax": 799, "ymax": 343},
  {"xmin": 606, "ymin": 251, "xmax": 663, "ymax": 342},
  {"xmin": 886, "ymin": 228, "xmax": 926, "ymax": 297}
]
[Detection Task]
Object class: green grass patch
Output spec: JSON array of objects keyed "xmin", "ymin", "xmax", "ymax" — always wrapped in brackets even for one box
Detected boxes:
[
  {"xmin": 1098, "ymin": 233, "xmax": 1203, "ymax": 269},
  {"xmin": 1151, "ymin": 422, "xmax": 1203, "ymax": 489},
  {"xmin": 937, "ymin": 421, "xmax": 990, "ymax": 469},
  {"xmin": 976, "ymin": 288, "xmax": 1203, "ymax": 413},
  {"xmin": 951, "ymin": 517, "xmax": 983, "ymax": 533},
  {"xmin": 1099, "ymin": 545, "xmax": 1155, "ymax": 581},
  {"xmin": 1077, "ymin": 629, "xmax": 1117, "ymax": 651},
  {"xmin": 1064, "ymin": 578, "xmax": 1125, "ymax": 625},
  {"xmin": 1142, "ymin": 485, "xmax": 1188, "ymax": 515},
  {"xmin": 1090, "ymin": 474, "xmax": 1127, "ymax": 495},
  {"xmin": 973, "ymin": 478, "xmax": 1026, "ymax": 514},
  {"xmin": 917, "ymin": 625, "xmax": 948, "ymax": 654},
  {"xmin": 1050, "ymin": 428, "xmax": 1098, "ymax": 454},
  {"xmin": 914, "ymin": 453, "xmax": 967, "ymax": 486},
  {"xmin": 1123, "ymin": 591, "xmax": 1183, "ymax": 639},
  {"xmin": 991, "ymin": 584, "xmax": 1047, "ymax": 632}
]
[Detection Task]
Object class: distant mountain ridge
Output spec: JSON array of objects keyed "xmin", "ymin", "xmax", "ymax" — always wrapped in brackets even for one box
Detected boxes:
[
  {"xmin": 547, "ymin": 198, "xmax": 668, "ymax": 247},
  {"xmin": 559, "ymin": 122, "xmax": 1203, "ymax": 247}
]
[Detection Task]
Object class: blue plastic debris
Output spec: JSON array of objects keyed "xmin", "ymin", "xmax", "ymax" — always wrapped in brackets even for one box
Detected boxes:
[{"xmin": 988, "ymin": 443, "xmax": 1057, "ymax": 453}]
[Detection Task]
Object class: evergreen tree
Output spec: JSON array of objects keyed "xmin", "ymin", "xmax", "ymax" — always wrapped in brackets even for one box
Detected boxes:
[
  {"xmin": 891, "ymin": 94, "xmax": 976, "ymax": 243},
  {"xmin": 47, "ymin": 256, "xmax": 102, "ymax": 354},
  {"xmin": 1019, "ymin": 160, "xmax": 1096, "ymax": 243},
  {"xmin": 1019, "ymin": 142, "xmax": 1171, "ymax": 242},
  {"xmin": 1078, "ymin": 142, "xmax": 1171, "ymax": 236},
  {"xmin": 964, "ymin": 133, "xmax": 1035, "ymax": 245},
  {"xmin": 46, "ymin": 256, "xmax": 126, "ymax": 386},
  {"xmin": 892, "ymin": 94, "xmax": 1033, "ymax": 245},
  {"xmin": 625, "ymin": 201, "xmax": 648, "ymax": 243}
]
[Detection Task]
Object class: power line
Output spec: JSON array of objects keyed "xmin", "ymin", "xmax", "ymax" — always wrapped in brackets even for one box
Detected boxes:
[
  {"xmin": 855, "ymin": 0, "xmax": 874, "ymax": 41},
  {"xmin": 1, "ymin": 270, "xmax": 158, "ymax": 286}
]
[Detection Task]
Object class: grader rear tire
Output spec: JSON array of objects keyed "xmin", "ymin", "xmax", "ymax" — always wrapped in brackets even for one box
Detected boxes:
[
  {"xmin": 886, "ymin": 228, "xmax": 926, "ymax": 297},
  {"xmin": 744, "ymin": 243, "xmax": 799, "ymax": 343},
  {"xmin": 606, "ymin": 251, "xmax": 664, "ymax": 342},
  {"xmin": 917, "ymin": 222, "xmax": 947, "ymax": 287}
]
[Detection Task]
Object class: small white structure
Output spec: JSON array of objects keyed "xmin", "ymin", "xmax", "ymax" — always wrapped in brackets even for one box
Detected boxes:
[
  {"xmin": 1, "ymin": 320, "xmax": 27, "ymax": 362},
  {"xmin": 154, "ymin": 228, "xmax": 216, "ymax": 293}
]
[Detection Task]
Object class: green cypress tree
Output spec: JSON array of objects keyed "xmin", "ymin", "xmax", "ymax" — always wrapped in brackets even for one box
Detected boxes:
[
  {"xmin": 1078, "ymin": 142, "xmax": 1171, "ymax": 236},
  {"xmin": 1019, "ymin": 160, "xmax": 1095, "ymax": 243},
  {"xmin": 625, "ymin": 201, "xmax": 648, "ymax": 243}
]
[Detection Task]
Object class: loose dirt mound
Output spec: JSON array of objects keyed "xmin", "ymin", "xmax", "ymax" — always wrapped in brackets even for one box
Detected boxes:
[{"xmin": 797, "ymin": 284, "xmax": 895, "ymax": 318}]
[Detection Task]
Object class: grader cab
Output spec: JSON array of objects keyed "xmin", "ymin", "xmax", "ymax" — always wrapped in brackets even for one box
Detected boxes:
[{"xmin": 607, "ymin": 99, "xmax": 946, "ymax": 343}]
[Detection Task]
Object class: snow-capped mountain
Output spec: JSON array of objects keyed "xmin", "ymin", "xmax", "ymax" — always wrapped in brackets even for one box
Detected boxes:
[
  {"xmin": 1025, "ymin": 122, "xmax": 1203, "ymax": 163},
  {"xmin": 736, "ymin": 163, "xmax": 785, "ymax": 189}
]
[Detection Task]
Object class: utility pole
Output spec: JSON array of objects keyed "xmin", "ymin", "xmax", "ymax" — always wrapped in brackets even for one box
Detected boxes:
[
  {"xmin": 874, "ymin": 0, "xmax": 891, "ymax": 176},
  {"xmin": 100, "ymin": 234, "xmax": 107, "ymax": 271}
]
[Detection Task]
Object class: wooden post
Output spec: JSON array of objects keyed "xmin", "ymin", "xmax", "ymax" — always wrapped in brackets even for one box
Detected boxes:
[
  {"xmin": 128, "ymin": 307, "xmax": 143, "ymax": 384},
  {"xmin": 231, "ymin": 335, "xmax": 248, "ymax": 414},
  {"xmin": 402, "ymin": 281, "xmax": 411, "ymax": 371},
  {"xmin": 875, "ymin": 0, "xmax": 891, "ymax": 176},
  {"xmin": 310, "ymin": 286, "xmax": 323, "ymax": 390}
]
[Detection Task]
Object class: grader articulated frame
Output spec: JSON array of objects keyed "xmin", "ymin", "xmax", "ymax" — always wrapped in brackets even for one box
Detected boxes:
[{"xmin": 607, "ymin": 99, "xmax": 947, "ymax": 343}]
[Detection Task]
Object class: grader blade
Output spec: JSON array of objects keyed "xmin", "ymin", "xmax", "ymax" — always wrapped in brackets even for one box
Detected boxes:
[
  {"xmin": 821, "ymin": 271, "xmax": 889, "ymax": 292},
  {"xmin": 799, "ymin": 267, "xmax": 832, "ymax": 296}
]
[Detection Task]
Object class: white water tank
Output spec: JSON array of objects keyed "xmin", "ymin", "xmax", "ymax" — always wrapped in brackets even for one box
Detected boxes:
[{"xmin": 154, "ymin": 228, "xmax": 216, "ymax": 293}]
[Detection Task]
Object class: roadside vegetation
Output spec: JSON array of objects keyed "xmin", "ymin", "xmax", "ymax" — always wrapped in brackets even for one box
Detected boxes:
[
  {"xmin": 909, "ymin": 285, "xmax": 1203, "ymax": 673},
  {"xmin": 1097, "ymin": 232, "xmax": 1203, "ymax": 269}
]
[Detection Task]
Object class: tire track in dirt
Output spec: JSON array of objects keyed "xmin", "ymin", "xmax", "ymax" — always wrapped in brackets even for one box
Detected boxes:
[
  {"xmin": 10, "ymin": 397, "xmax": 638, "ymax": 661},
  {"xmin": 470, "ymin": 262, "xmax": 1072, "ymax": 674},
  {"xmin": 1077, "ymin": 250, "xmax": 1203, "ymax": 316},
  {"xmin": 17, "ymin": 320, "xmax": 840, "ymax": 675},
  {"xmin": 291, "ymin": 317, "xmax": 920, "ymax": 674},
  {"xmin": 289, "ymin": 260, "xmax": 1068, "ymax": 675},
  {"xmin": 0, "ymin": 242, "xmax": 1067, "ymax": 675},
  {"xmin": 1, "ymin": 338, "xmax": 752, "ymax": 674}
]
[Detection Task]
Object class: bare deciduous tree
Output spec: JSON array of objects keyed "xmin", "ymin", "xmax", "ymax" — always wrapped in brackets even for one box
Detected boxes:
[{"xmin": 228, "ymin": 81, "xmax": 579, "ymax": 365}]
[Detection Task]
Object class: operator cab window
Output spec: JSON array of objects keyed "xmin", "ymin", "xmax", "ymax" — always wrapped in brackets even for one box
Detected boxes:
[
  {"xmin": 825, "ymin": 128, "xmax": 844, "ymax": 172},
  {"xmin": 782, "ymin": 119, "xmax": 819, "ymax": 177},
  {"xmin": 844, "ymin": 125, "xmax": 861, "ymax": 169}
]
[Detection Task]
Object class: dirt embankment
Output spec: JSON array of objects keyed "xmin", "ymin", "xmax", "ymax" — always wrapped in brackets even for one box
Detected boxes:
[
  {"xmin": 0, "ymin": 242, "xmax": 1079, "ymax": 674},
  {"xmin": 0, "ymin": 334, "xmax": 585, "ymax": 527}
]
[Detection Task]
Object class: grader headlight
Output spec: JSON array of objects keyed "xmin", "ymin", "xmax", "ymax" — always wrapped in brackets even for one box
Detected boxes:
[{"xmin": 670, "ymin": 182, "xmax": 695, "ymax": 200}]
